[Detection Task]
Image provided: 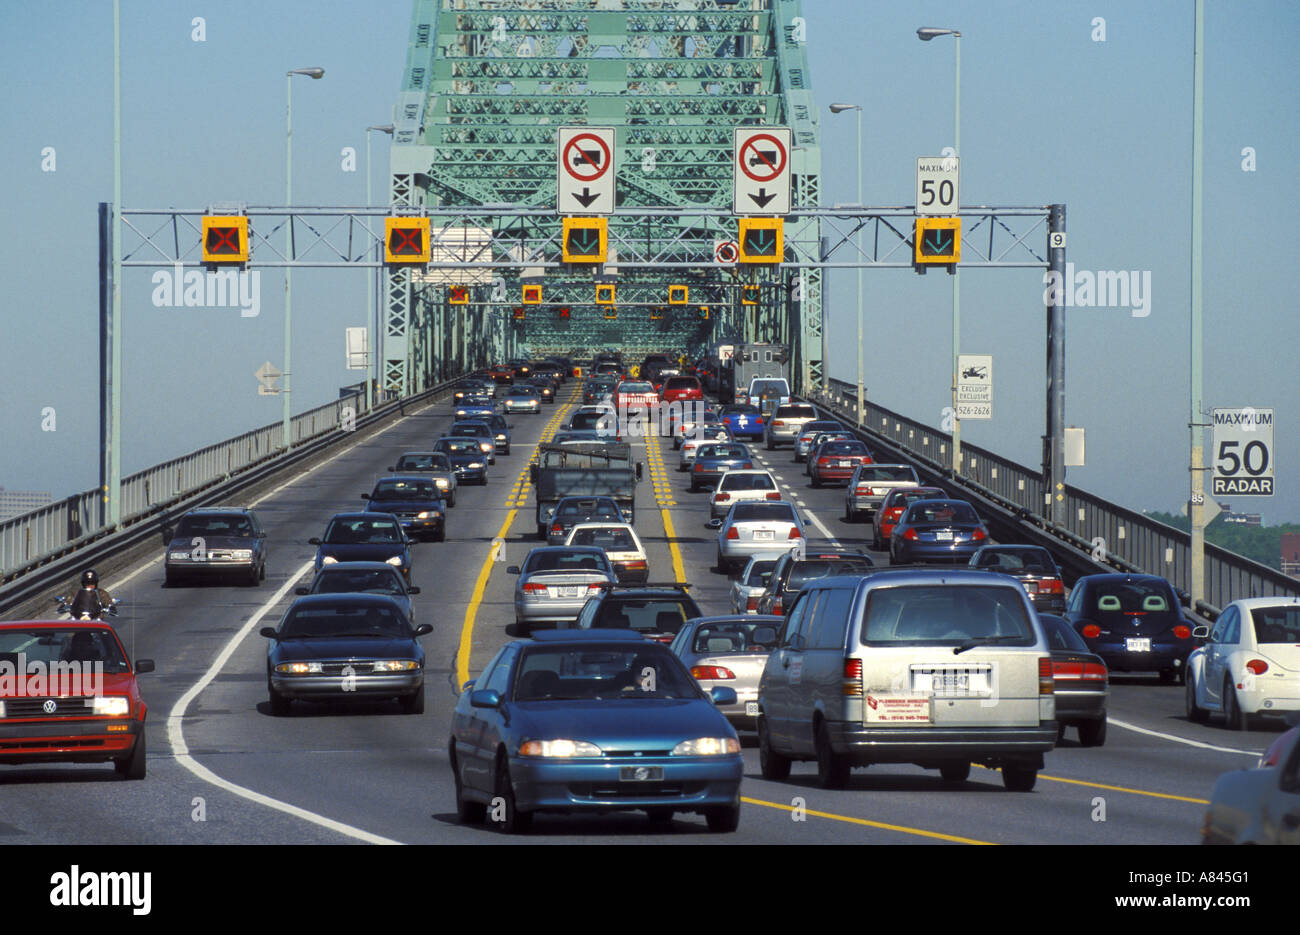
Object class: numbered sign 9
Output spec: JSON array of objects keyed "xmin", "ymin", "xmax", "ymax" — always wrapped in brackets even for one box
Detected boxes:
[{"xmin": 1211, "ymin": 408, "xmax": 1274, "ymax": 496}]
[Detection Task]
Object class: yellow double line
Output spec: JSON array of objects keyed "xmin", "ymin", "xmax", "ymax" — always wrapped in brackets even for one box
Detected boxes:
[{"xmin": 455, "ymin": 387, "xmax": 579, "ymax": 687}]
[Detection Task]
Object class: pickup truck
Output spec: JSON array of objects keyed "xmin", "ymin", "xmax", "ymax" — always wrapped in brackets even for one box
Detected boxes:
[{"xmin": 529, "ymin": 442, "xmax": 642, "ymax": 540}]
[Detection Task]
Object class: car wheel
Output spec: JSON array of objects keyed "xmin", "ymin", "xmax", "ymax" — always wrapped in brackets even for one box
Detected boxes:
[
  {"xmin": 871, "ymin": 530, "xmax": 882, "ymax": 551},
  {"xmin": 810, "ymin": 475, "xmax": 821, "ymax": 488},
  {"xmin": 1001, "ymin": 764, "xmax": 1038, "ymax": 792},
  {"xmin": 401, "ymin": 684, "xmax": 425, "ymax": 715},
  {"xmin": 1224, "ymin": 679, "xmax": 1250, "ymax": 731},
  {"xmin": 690, "ymin": 481, "xmax": 699, "ymax": 492},
  {"xmin": 504, "ymin": 445, "xmax": 511, "ymax": 456},
  {"xmin": 480, "ymin": 476, "xmax": 488, "ymax": 486},
  {"xmin": 815, "ymin": 721, "xmax": 850, "ymax": 789},
  {"xmin": 765, "ymin": 438, "xmax": 774, "ymax": 450},
  {"xmin": 645, "ymin": 807, "xmax": 674, "ymax": 824},
  {"xmin": 1159, "ymin": 668, "xmax": 1178, "ymax": 685},
  {"xmin": 1186, "ymin": 672, "xmax": 1210, "ymax": 723},
  {"xmin": 493, "ymin": 752, "xmax": 532, "ymax": 834},
  {"xmin": 115, "ymin": 732, "xmax": 146, "ymax": 780},
  {"xmin": 704, "ymin": 802, "xmax": 740, "ymax": 833},
  {"xmin": 843, "ymin": 503, "xmax": 853, "ymax": 523},
  {"xmin": 436, "ymin": 528, "xmax": 446, "ymax": 543},
  {"xmin": 939, "ymin": 761, "xmax": 970, "ymax": 783},
  {"xmin": 1077, "ymin": 714, "xmax": 1107, "ymax": 747},
  {"xmin": 269, "ymin": 687, "xmax": 292, "ymax": 717},
  {"xmin": 451, "ymin": 743, "xmax": 487, "ymax": 824},
  {"xmin": 246, "ymin": 565, "xmax": 260, "ymax": 587},
  {"xmin": 449, "ymin": 490, "xmax": 457, "ymax": 507},
  {"xmin": 758, "ymin": 717, "xmax": 791, "ymax": 780},
  {"xmin": 715, "ymin": 549, "xmax": 729, "ymax": 575}
]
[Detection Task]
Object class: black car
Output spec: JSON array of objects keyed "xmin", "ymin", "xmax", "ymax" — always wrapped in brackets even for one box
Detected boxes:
[
  {"xmin": 546, "ymin": 496, "xmax": 627, "ymax": 545},
  {"xmin": 570, "ymin": 584, "xmax": 704, "ymax": 643},
  {"xmin": 483, "ymin": 413, "xmax": 512, "ymax": 455},
  {"xmin": 362, "ymin": 476, "xmax": 446, "ymax": 542},
  {"xmin": 449, "ymin": 420, "xmax": 497, "ymax": 465},
  {"xmin": 1039, "ymin": 614, "xmax": 1109, "ymax": 746},
  {"xmin": 968, "ymin": 545, "xmax": 1067, "ymax": 613},
  {"xmin": 310, "ymin": 513, "xmax": 413, "ymax": 584},
  {"xmin": 433, "ymin": 436, "xmax": 489, "ymax": 485},
  {"xmin": 163, "ymin": 507, "xmax": 268, "ymax": 587},
  {"xmin": 295, "ymin": 561, "xmax": 421, "ymax": 622},
  {"xmin": 755, "ymin": 550, "xmax": 875, "ymax": 616},
  {"xmin": 261, "ymin": 593, "xmax": 433, "ymax": 716},
  {"xmin": 1064, "ymin": 574, "xmax": 1200, "ymax": 683}
]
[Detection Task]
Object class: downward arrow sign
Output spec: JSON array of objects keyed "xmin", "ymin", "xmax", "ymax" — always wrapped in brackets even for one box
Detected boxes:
[
  {"xmin": 573, "ymin": 187, "xmax": 599, "ymax": 207},
  {"xmin": 925, "ymin": 231, "xmax": 952, "ymax": 254},
  {"xmin": 748, "ymin": 188, "xmax": 776, "ymax": 208}
]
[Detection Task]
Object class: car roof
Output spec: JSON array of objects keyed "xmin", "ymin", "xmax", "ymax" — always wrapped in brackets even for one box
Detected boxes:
[
  {"xmin": 1225, "ymin": 596, "xmax": 1300, "ymax": 609},
  {"xmin": 326, "ymin": 511, "xmax": 386, "ymax": 521},
  {"xmin": 684, "ymin": 614, "xmax": 784, "ymax": 627},
  {"xmin": 374, "ymin": 474, "xmax": 438, "ymax": 484},
  {"xmin": 185, "ymin": 506, "xmax": 253, "ymax": 515},
  {"xmin": 530, "ymin": 629, "xmax": 647, "ymax": 643},
  {"xmin": 289, "ymin": 593, "xmax": 406, "ymax": 609}
]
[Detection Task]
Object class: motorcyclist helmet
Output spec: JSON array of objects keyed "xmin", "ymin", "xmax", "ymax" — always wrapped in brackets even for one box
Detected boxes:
[{"xmin": 81, "ymin": 569, "xmax": 99, "ymax": 588}]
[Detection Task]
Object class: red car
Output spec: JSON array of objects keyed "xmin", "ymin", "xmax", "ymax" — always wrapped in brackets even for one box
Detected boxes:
[
  {"xmin": 614, "ymin": 380, "xmax": 659, "ymax": 411},
  {"xmin": 660, "ymin": 375, "xmax": 703, "ymax": 404},
  {"xmin": 871, "ymin": 485, "xmax": 947, "ymax": 550},
  {"xmin": 489, "ymin": 364, "xmax": 514, "ymax": 385},
  {"xmin": 0, "ymin": 621, "xmax": 154, "ymax": 779},
  {"xmin": 809, "ymin": 439, "xmax": 873, "ymax": 487}
]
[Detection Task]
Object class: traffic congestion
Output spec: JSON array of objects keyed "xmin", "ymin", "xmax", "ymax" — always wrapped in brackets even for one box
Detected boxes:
[{"xmin": 3, "ymin": 347, "xmax": 1296, "ymax": 845}]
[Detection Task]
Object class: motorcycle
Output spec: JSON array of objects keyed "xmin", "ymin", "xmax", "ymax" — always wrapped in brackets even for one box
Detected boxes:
[{"xmin": 54, "ymin": 592, "xmax": 120, "ymax": 621}]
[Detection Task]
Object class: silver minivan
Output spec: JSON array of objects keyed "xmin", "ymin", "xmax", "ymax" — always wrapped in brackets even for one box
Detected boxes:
[{"xmin": 757, "ymin": 569, "xmax": 1057, "ymax": 791}]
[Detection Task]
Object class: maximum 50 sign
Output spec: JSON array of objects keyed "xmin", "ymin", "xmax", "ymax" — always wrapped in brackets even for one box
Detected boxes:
[{"xmin": 1211, "ymin": 408, "xmax": 1274, "ymax": 496}]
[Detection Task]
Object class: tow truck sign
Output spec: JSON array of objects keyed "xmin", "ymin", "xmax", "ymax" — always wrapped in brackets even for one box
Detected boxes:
[{"xmin": 1211, "ymin": 408, "xmax": 1274, "ymax": 496}]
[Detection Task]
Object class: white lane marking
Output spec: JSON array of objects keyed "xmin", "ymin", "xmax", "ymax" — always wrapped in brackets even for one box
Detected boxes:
[
  {"xmin": 166, "ymin": 560, "xmax": 403, "ymax": 844},
  {"xmin": 105, "ymin": 400, "xmax": 437, "ymax": 594},
  {"xmin": 1108, "ymin": 717, "xmax": 1261, "ymax": 757}
]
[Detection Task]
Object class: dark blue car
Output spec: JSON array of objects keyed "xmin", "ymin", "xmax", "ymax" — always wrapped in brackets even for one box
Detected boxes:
[
  {"xmin": 449, "ymin": 630, "xmax": 743, "ymax": 833},
  {"xmin": 889, "ymin": 499, "xmax": 989, "ymax": 565},
  {"xmin": 689, "ymin": 442, "xmax": 754, "ymax": 492},
  {"xmin": 1063, "ymin": 574, "xmax": 1200, "ymax": 683},
  {"xmin": 309, "ymin": 512, "xmax": 413, "ymax": 583},
  {"xmin": 719, "ymin": 404, "xmax": 765, "ymax": 440}
]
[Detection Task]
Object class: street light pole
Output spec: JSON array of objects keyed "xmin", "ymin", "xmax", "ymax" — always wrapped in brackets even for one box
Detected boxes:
[
  {"xmin": 1189, "ymin": 0, "xmax": 1207, "ymax": 610},
  {"xmin": 283, "ymin": 67, "xmax": 324, "ymax": 450},
  {"xmin": 830, "ymin": 103, "xmax": 865, "ymax": 423},
  {"xmin": 365, "ymin": 124, "xmax": 394, "ymax": 414}
]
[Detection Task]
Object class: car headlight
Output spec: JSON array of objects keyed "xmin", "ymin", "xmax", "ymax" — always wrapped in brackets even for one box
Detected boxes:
[
  {"xmin": 91, "ymin": 696, "xmax": 131, "ymax": 716},
  {"xmin": 275, "ymin": 662, "xmax": 323, "ymax": 674},
  {"xmin": 321, "ymin": 556, "xmax": 339, "ymax": 565},
  {"xmin": 435, "ymin": 478, "xmax": 450, "ymax": 488},
  {"xmin": 372, "ymin": 660, "xmax": 420, "ymax": 672},
  {"xmin": 416, "ymin": 511, "xmax": 437, "ymax": 519},
  {"xmin": 230, "ymin": 549, "xmax": 253, "ymax": 560},
  {"xmin": 671, "ymin": 737, "xmax": 740, "ymax": 756},
  {"xmin": 386, "ymin": 556, "xmax": 405, "ymax": 567},
  {"xmin": 168, "ymin": 550, "xmax": 190, "ymax": 560},
  {"xmin": 518, "ymin": 739, "xmax": 604, "ymax": 757},
  {"xmin": 480, "ymin": 442, "xmax": 492, "ymax": 452},
  {"xmin": 468, "ymin": 462, "xmax": 484, "ymax": 469}
]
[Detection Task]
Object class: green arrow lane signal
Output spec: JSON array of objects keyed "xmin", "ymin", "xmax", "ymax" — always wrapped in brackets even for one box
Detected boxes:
[
  {"xmin": 922, "ymin": 230, "xmax": 952, "ymax": 255},
  {"xmin": 561, "ymin": 216, "xmax": 608, "ymax": 262},
  {"xmin": 738, "ymin": 218, "xmax": 783, "ymax": 263},
  {"xmin": 914, "ymin": 217, "xmax": 961, "ymax": 265},
  {"xmin": 570, "ymin": 229, "xmax": 599, "ymax": 253}
]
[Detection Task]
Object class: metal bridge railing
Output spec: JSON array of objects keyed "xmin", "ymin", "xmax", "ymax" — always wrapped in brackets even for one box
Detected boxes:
[
  {"xmin": 0, "ymin": 390, "xmax": 370, "ymax": 580},
  {"xmin": 812, "ymin": 377, "xmax": 1299, "ymax": 616}
]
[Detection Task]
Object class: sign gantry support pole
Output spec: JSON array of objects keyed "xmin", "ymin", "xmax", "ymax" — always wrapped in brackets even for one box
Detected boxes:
[
  {"xmin": 1189, "ymin": 0, "xmax": 1207, "ymax": 611},
  {"xmin": 1045, "ymin": 204, "xmax": 1067, "ymax": 527}
]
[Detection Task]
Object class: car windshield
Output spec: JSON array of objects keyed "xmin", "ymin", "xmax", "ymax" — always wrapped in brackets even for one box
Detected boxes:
[
  {"xmin": 525, "ymin": 550, "xmax": 610, "ymax": 574},
  {"xmin": 862, "ymin": 585, "xmax": 1036, "ymax": 646},
  {"xmin": 509, "ymin": 388, "xmax": 537, "ymax": 397},
  {"xmin": 750, "ymin": 380, "xmax": 788, "ymax": 395},
  {"xmin": 569, "ymin": 412, "xmax": 608, "ymax": 431},
  {"xmin": 619, "ymin": 382, "xmax": 654, "ymax": 393},
  {"xmin": 721, "ymin": 473, "xmax": 775, "ymax": 491},
  {"xmin": 512, "ymin": 645, "xmax": 698, "ymax": 701},
  {"xmin": 569, "ymin": 527, "xmax": 637, "ymax": 551},
  {"xmin": 451, "ymin": 424, "xmax": 488, "ymax": 436},
  {"xmin": 279, "ymin": 604, "xmax": 410, "ymax": 638},
  {"xmin": 0, "ymin": 628, "xmax": 131, "ymax": 673},
  {"xmin": 323, "ymin": 519, "xmax": 403, "ymax": 544},
  {"xmin": 1090, "ymin": 580, "xmax": 1175, "ymax": 616},
  {"xmin": 690, "ymin": 621, "xmax": 783, "ymax": 654},
  {"xmin": 395, "ymin": 454, "xmax": 451, "ymax": 471},
  {"xmin": 1250, "ymin": 605, "xmax": 1300, "ymax": 644},
  {"xmin": 786, "ymin": 560, "xmax": 873, "ymax": 591},
  {"xmin": 370, "ymin": 480, "xmax": 438, "ymax": 501},
  {"xmin": 176, "ymin": 515, "xmax": 253, "ymax": 538},
  {"xmin": 439, "ymin": 439, "xmax": 479, "ymax": 454},
  {"xmin": 313, "ymin": 570, "xmax": 404, "ymax": 596},
  {"xmin": 731, "ymin": 503, "xmax": 797, "ymax": 523},
  {"xmin": 699, "ymin": 444, "xmax": 747, "ymax": 460},
  {"xmin": 905, "ymin": 502, "xmax": 980, "ymax": 525},
  {"xmin": 593, "ymin": 599, "xmax": 694, "ymax": 634}
]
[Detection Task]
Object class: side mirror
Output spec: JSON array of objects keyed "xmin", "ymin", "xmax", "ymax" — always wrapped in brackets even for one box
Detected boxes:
[
  {"xmin": 414, "ymin": 624, "xmax": 434, "ymax": 637},
  {"xmin": 162, "ymin": 526, "xmax": 174, "ymax": 541},
  {"xmin": 506, "ymin": 566, "xmax": 521, "ymax": 575},
  {"xmin": 259, "ymin": 627, "xmax": 279, "ymax": 639},
  {"xmin": 470, "ymin": 689, "xmax": 502, "ymax": 709},
  {"xmin": 308, "ymin": 537, "xmax": 321, "ymax": 545},
  {"xmin": 1192, "ymin": 625, "xmax": 1210, "ymax": 640},
  {"xmin": 360, "ymin": 493, "xmax": 371, "ymax": 500},
  {"xmin": 707, "ymin": 519, "xmax": 723, "ymax": 530},
  {"xmin": 407, "ymin": 586, "xmax": 421, "ymax": 595},
  {"xmin": 709, "ymin": 686, "xmax": 738, "ymax": 706},
  {"xmin": 294, "ymin": 587, "xmax": 310, "ymax": 596},
  {"xmin": 135, "ymin": 659, "xmax": 155, "ymax": 674}
]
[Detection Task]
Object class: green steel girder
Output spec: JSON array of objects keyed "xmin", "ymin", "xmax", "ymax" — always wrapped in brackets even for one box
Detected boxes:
[{"xmin": 390, "ymin": 0, "xmax": 821, "ymax": 390}]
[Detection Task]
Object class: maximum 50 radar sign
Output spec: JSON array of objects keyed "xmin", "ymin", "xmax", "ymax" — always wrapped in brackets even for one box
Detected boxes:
[
  {"xmin": 915, "ymin": 156, "xmax": 959, "ymax": 216},
  {"xmin": 1211, "ymin": 407, "xmax": 1274, "ymax": 496}
]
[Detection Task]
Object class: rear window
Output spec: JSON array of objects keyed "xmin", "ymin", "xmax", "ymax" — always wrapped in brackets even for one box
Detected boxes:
[
  {"xmin": 750, "ymin": 379, "xmax": 789, "ymax": 396},
  {"xmin": 731, "ymin": 503, "xmax": 797, "ymax": 523},
  {"xmin": 775, "ymin": 405, "xmax": 816, "ymax": 419},
  {"xmin": 594, "ymin": 599, "xmax": 697, "ymax": 634},
  {"xmin": 820, "ymin": 441, "xmax": 867, "ymax": 456},
  {"xmin": 664, "ymin": 377, "xmax": 700, "ymax": 391},
  {"xmin": 905, "ymin": 502, "xmax": 980, "ymax": 525},
  {"xmin": 691, "ymin": 621, "xmax": 782, "ymax": 654},
  {"xmin": 569, "ymin": 527, "xmax": 637, "ymax": 551},
  {"xmin": 1039, "ymin": 616, "xmax": 1089, "ymax": 653},
  {"xmin": 1250, "ymin": 605, "xmax": 1300, "ymax": 644},
  {"xmin": 862, "ymin": 585, "xmax": 1036, "ymax": 646},
  {"xmin": 745, "ymin": 560, "xmax": 777, "ymax": 587},
  {"xmin": 857, "ymin": 466, "xmax": 916, "ymax": 482},
  {"xmin": 786, "ymin": 560, "xmax": 873, "ymax": 591},
  {"xmin": 700, "ymin": 445, "xmax": 747, "ymax": 459},
  {"xmin": 1090, "ymin": 580, "xmax": 1176, "ymax": 617},
  {"xmin": 525, "ymin": 550, "xmax": 610, "ymax": 574},
  {"xmin": 619, "ymin": 382, "xmax": 654, "ymax": 393},
  {"xmin": 720, "ymin": 473, "xmax": 775, "ymax": 491},
  {"xmin": 975, "ymin": 548, "xmax": 1057, "ymax": 573}
]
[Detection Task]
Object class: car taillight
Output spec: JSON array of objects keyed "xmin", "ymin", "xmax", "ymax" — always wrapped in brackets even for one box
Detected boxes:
[
  {"xmin": 1173, "ymin": 624, "xmax": 1191, "ymax": 640},
  {"xmin": 742, "ymin": 462, "xmax": 754, "ymax": 469},
  {"xmin": 772, "ymin": 597, "xmax": 784, "ymax": 615},
  {"xmin": 726, "ymin": 527, "xmax": 739, "ymax": 540},
  {"xmin": 1245, "ymin": 659, "xmax": 1269, "ymax": 675},
  {"xmin": 1038, "ymin": 578, "xmax": 1064, "ymax": 594},
  {"xmin": 1052, "ymin": 661, "xmax": 1083, "ymax": 679},
  {"xmin": 862, "ymin": 456, "xmax": 874, "ymax": 464},
  {"xmin": 622, "ymin": 559, "xmax": 648, "ymax": 570},
  {"xmin": 772, "ymin": 420, "xmax": 785, "ymax": 427},
  {"xmin": 714, "ymin": 493, "xmax": 731, "ymax": 502},
  {"xmin": 765, "ymin": 492, "xmax": 782, "ymax": 500},
  {"xmin": 587, "ymin": 583, "xmax": 604, "ymax": 591},
  {"xmin": 1083, "ymin": 663, "xmax": 1108, "ymax": 681},
  {"xmin": 843, "ymin": 658, "xmax": 863, "ymax": 696},
  {"xmin": 1081, "ymin": 624, "xmax": 1101, "ymax": 639},
  {"xmin": 903, "ymin": 528, "xmax": 918, "ymax": 540},
  {"xmin": 691, "ymin": 665, "xmax": 736, "ymax": 680},
  {"xmin": 746, "ymin": 596, "xmax": 759, "ymax": 611},
  {"xmin": 818, "ymin": 457, "xmax": 830, "ymax": 465},
  {"xmin": 887, "ymin": 508, "xmax": 903, "ymax": 520},
  {"xmin": 1039, "ymin": 657, "xmax": 1054, "ymax": 694},
  {"xmin": 972, "ymin": 528, "xmax": 987, "ymax": 541},
  {"xmin": 856, "ymin": 486, "xmax": 872, "ymax": 495},
  {"xmin": 550, "ymin": 524, "xmax": 563, "ymax": 534},
  {"xmin": 522, "ymin": 583, "xmax": 548, "ymax": 593},
  {"xmin": 788, "ymin": 526, "xmax": 801, "ymax": 539},
  {"xmin": 694, "ymin": 463, "xmax": 703, "ymax": 471}
]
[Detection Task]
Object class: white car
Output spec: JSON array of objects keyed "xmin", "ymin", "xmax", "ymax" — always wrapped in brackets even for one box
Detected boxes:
[
  {"xmin": 1186, "ymin": 597, "xmax": 1300, "ymax": 730},
  {"xmin": 564, "ymin": 522, "xmax": 648, "ymax": 584},
  {"xmin": 713, "ymin": 501, "xmax": 804, "ymax": 575},
  {"xmin": 710, "ymin": 470, "xmax": 781, "ymax": 520},
  {"xmin": 731, "ymin": 557, "xmax": 778, "ymax": 614}
]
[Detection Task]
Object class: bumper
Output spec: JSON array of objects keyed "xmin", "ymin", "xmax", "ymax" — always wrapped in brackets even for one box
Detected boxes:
[
  {"xmin": 166, "ymin": 558, "xmax": 256, "ymax": 577},
  {"xmin": 511, "ymin": 755, "xmax": 744, "ymax": 813},
  {"xmin": 1234, "ymin": 683, "xmax": 1300, "ymax": 717},
  {"xmin": 0, "ymin": 718, "xmax": 142, "ymax": 763},
  {"xmin": 515, "ymin": 598, "xmax": 591, "ymax": 624},
  {"xmin": 454, "ymin": 466, "xmax": 487, "ymax": 481},
  {"xmin": 720, "ymin": 540, "xmax": 798, "ymax": 564},
  {"xmin": 1090, "ymin": 643, "xmax": 1191, "ymax": 673},
  {"xmin": 895, "ymin": 542, "xmax": 981, "ymax": 564},
  {"xmin": 849, "ymin": 496, "xmax": 885, "ymax": 514},
  {"xmin": 397, "ymin": 518, "xmax": 444, "ymax": 537},
  {"xmin": 1054, "ymin": 689, "xmax": 1108, "ymax": 722},
  {"xmin": 613, "ymin": 563, "xmax": 650, "ymax": 585},
  {"xmin": 270, "ymin": 673, "xmax": 423, "ymax": 699},
  {"xmin": 1029, "ymin": 594, "xmax": 1067, "ymax": 613},
  {"xmin": 825, "ymin": 722, "xmax": 1058, "ymax": 765}
]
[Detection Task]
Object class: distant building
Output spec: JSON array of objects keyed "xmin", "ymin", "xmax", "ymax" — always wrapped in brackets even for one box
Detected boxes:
[
  {"xmin": 1222, "ymin": 513, "xmax": 1262, "ymax": 526},
  {"xmin": 1283, "ymin": 533, "xmax": 1300, "ymax": 578},
  {"xmin": 0, "ymin": 487, "xmax": 53, "ymax": 522}
]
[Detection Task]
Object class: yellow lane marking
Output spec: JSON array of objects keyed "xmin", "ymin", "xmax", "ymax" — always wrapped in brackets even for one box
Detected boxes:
[
  {"xmin": 455, "ymin": 385, "xmax": 580, "ymax": 686},
  {"xmin": 741, "ymin": 797, "xmax": 997, "ymax": 845},
  {"xmin": 972, "ymin": 765, "xmax": 1210, "ymax": 805},
  {"xmin": 649, "ymin": 431, "xmax": 687, "ymax": 581}
]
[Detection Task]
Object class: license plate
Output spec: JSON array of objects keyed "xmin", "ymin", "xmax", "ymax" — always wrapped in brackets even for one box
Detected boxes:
[
  {"xmin": 745, "ymin": 702, "xmax": 760, "ymax": 716},
  {"xmin": 935, "ymin": 674, "xmax": 969, "ymax": 692},
  {"xmin": 619, "ymin": 766, "xmax": 664, "ymax": 782},
  {"xmin": 838, "ymin": 460, "xmax": 851, "ymax": 467},
  {"xmin": 559, "ymin": 587, "xmax": 584, "ymax": 598},
  {"xmin": 935, "ymin": 530, "xmax": 954, "ymax": 541},
  {"xmin": 753, "ymin": 529, "xmax": 774, "ymax": 541},
  {"xmin": 1126, "ymin": 638, "xmax": 1151, "ymax": 652}
]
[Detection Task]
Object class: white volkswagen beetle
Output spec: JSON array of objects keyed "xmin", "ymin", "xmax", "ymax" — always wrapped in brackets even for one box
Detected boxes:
[{"xmin": 1186, "ymin": 597, "xmax": 1300, "ymax": 730}]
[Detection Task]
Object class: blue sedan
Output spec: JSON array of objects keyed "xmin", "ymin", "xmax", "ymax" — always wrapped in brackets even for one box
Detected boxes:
[
  {"xmin": 449, "ymin": 630, "xmax": 743, "ymax": 833},
  {"xmin": 689, "ymin": 442, "xmax": 754, "ymax": 492},
  {"xmin": 719, "ymin": 404, "xmax": 765, "ymax": 440}
]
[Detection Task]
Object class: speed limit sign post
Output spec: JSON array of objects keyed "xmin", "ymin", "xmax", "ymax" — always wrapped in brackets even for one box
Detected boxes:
[
  {"xmin": 916, "ymin": 156, "xmax": 959, "ymax": 216},
  {"xmin": 1211, "ymin": 408, "xmax": 1274, "ymax": 496}
]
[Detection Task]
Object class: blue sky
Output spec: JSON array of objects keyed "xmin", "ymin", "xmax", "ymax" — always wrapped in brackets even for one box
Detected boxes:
[{"xmin": 1, "ymin": 0, "xmax": 1296, "ymax": 523}]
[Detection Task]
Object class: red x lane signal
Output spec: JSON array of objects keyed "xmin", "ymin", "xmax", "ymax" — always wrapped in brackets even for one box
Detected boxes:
[
  {"xmin": 384, "ymin": 218, "xmax": 430, "ymax": 264},
  {"xmin": 449, "ymin": 285, "xmax": 469, "ymax": 305},
  {"xmin": 201, "ymin": 215, "xmax": 248, "ymax": 265}
]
